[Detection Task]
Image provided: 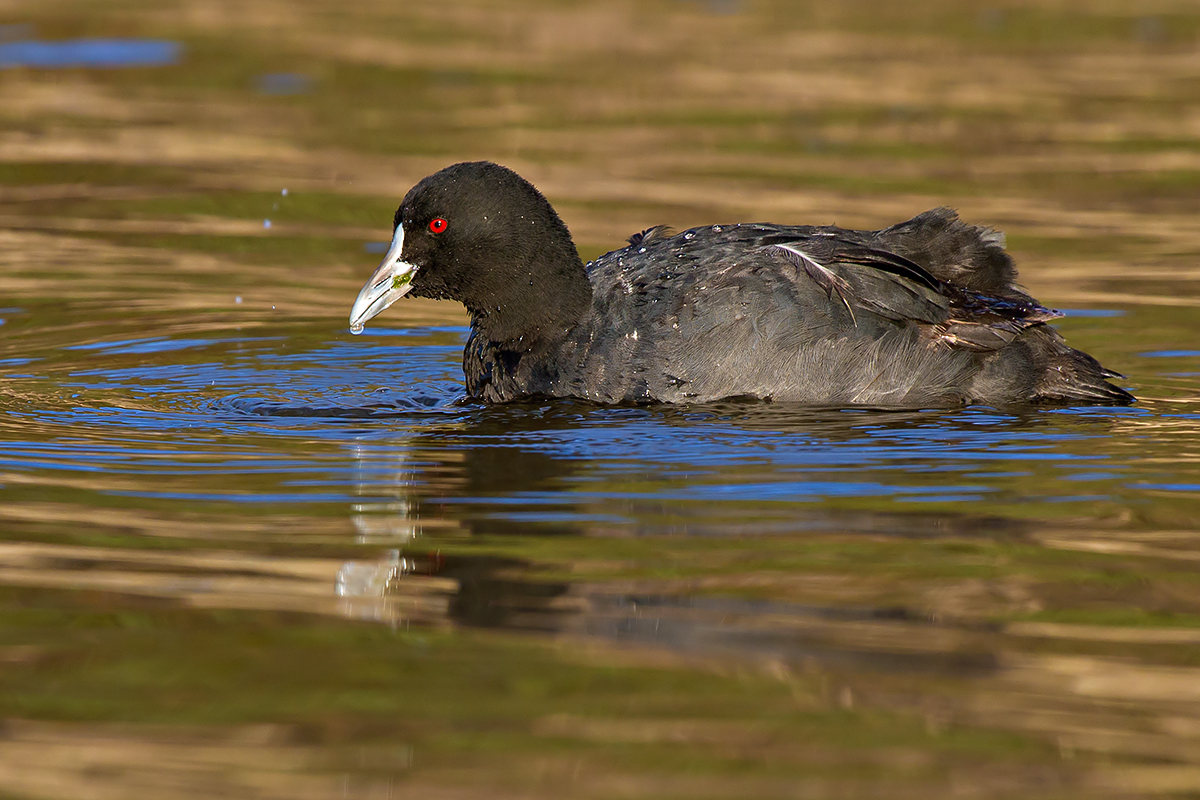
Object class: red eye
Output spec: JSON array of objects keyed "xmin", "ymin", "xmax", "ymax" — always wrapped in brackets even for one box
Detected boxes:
[{"xmin": 429, "ymin": 217, "xmax": 447, "ymax": 234}]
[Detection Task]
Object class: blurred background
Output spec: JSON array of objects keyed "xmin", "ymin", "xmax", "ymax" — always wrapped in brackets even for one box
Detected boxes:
[
  {"xmin": 4, "ymin": 0, "xmax": 1200, "ymax": 306},
  {"xmin": 2, "ymin": 1, "xmax": 1200, "ymax": 798}
]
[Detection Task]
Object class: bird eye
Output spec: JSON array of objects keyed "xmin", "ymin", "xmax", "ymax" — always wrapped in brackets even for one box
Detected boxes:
[{"xmin": 429, "ymin": 218, "xmax": 448, "ymax": 234}]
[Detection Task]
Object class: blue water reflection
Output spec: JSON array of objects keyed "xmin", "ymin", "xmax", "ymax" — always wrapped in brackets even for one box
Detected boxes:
[
  {"xmin": 0, "ymin": 38, "xmax": 181, "ymax": 69},
  {"xmin": 2, "ymin": 320, "xmax": 1184, "ymax": 540},
  {"xmin": 256, "ymin": 73, "xmax": 312, "ymax": 95}
]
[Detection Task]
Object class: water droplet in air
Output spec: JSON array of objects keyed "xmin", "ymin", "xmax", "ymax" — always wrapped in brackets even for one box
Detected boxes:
[
  {"xmin": 263, "ymin": 219, "xmax": 272, "ymax": 229},
  {"xmin": 281, "ymin": 188, "xmax": 289, "ymax": 196},
  {"xmin": 235, "ymin": 296, "xmax": 242, "ymax": 304}
]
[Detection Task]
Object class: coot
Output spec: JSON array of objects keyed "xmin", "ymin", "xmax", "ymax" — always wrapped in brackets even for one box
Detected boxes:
[{"xmin": 349, "ymin": 161, "xmax": 1133, "ymax": 407}]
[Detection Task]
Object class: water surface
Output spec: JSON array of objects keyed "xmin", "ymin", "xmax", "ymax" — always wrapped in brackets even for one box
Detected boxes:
[{"xmin": 2, "ymin": 2, "xmax": 1200, "ymax": 798}]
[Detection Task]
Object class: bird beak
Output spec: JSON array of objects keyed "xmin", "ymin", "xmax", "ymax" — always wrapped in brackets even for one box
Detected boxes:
[{"xmin": 349, "ymin": 226, "xmax": 418, "ymax": 333}]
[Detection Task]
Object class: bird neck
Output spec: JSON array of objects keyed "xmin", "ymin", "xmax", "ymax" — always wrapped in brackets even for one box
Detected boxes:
[{"xmin": 468, "ymin": 248, "xmax": 592, "ymax": 350}]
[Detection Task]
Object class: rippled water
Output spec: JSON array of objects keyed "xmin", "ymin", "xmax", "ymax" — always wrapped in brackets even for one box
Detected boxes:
[
  {"xmin": 7, "ymin": 306, "xmax": 1189, "ymax": 533},
  {"xmin": 4, "ymin": 2, "xmax": 1200, "ymax": 797},
  {"xmin": 8, "ymin": 262, "xmax": 1200, "ymax": 795},
  {"xmin": 5, "ymin": 217, "xmax": 1200, "ymax": 795}
]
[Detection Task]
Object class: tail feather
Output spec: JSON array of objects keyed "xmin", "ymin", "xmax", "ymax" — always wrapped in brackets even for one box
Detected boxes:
[
  {"xmin": 1032, "ymin": 331, "xmax": 1134, "ymax": 405},
  {"xmin": 874, "ymin": 208, "xmax": 1021, "ymax": 297},
  {"xmin": 968, "ymin": 325, "xmax": 1134, "ymax": 406},
  {"xmin": 870, "ymin": 209, "xmax": 1134, "ymax": 406}
]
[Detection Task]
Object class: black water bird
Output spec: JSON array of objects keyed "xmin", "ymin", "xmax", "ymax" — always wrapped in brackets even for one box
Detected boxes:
[{"xmin": 349, "ymin": 161, "xmax": 1133, "ymax": 407}]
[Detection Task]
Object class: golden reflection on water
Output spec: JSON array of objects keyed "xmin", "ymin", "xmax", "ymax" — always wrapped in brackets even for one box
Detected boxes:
[
  {"xmin": 0, "ymin": 718, "xmax": 413, "ymax": 800},
  {"xmin": 3, "ymin": 0, "xmax": 1200, "ymax": 797}
]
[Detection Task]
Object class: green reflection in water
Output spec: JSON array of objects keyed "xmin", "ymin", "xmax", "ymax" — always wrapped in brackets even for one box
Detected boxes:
[{"xmin": 3, "ymin": 0, "xmax": 1200, "ymax": 796}]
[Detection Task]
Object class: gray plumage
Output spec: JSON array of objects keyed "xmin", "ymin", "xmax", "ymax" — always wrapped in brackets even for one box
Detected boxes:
[{"xmin": 353, "ymin": 162, "xmax": 1133, "ymax": 408}]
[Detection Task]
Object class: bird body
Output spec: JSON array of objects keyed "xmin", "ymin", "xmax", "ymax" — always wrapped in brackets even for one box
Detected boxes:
[{"xmin": 350, "ymin": 161, "xmax": 1132, "ymax": 408}]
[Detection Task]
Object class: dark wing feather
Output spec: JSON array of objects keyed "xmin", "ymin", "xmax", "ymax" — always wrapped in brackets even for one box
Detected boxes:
[
  {"xmin": 825, "ymin": 241, "xmax": 942, "ymax": 291},
  {"xmin": 627, "ymin": 225, "xmax": 674, "ymax": 247},
  {"xmin": 768, "ymin": 242, "xmax": 858, "ymax": 322},
  {"xmin": 762, "ymin": 236, "xmax": 948, "ymax": 326},
  {"xmin": 757, "ymin": 233, "xmax": 941, "ymax": 291},
  {"xmin": 760, "ymin": 233, "xmax": 1066, "ymax": 354}
]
